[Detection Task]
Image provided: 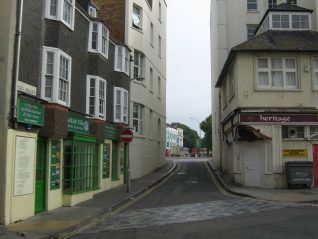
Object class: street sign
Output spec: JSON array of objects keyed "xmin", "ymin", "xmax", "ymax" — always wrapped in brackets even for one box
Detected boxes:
[{"xmin": 121, "ymin": 129, "xmax": 133, "ymax": 143}]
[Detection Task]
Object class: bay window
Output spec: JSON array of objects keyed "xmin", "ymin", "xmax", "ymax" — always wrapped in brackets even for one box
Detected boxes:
[
  {"xmin": 89, "ymin": 22, "xmax": 109, "ymax": 58},
  {"xmin": 42, "ymin": 47, "xmax": 72, "ymax": 106},
  {"xmin": 45, "ymin": 0, "xmax": 75, "ymax": 30},
  {"xmin": 257, "ymin": 57, "xmax": 298, "ymax": 89},
  {"xmin": 86, "ymin": 76, "xmax": 107, "ymax": 120},
  {"xmin": 114, "ymin": 87, "xmax": 128, "ymax": 124},
  {"xmin": 114, "ymin": 46, "xmax": 129, "ymax": 75}
]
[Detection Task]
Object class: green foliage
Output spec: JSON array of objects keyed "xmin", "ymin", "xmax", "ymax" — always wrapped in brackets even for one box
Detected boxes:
[
  {"xmin": 172, "ymin": 123, "xmax": 200, "ymax": 149},
  {"xmin": 200, "ymin": 115, "xmax": 212, "ymax": 150}
]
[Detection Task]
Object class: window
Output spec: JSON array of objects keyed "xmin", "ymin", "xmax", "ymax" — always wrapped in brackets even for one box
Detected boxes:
[
  {"xmin": 313, "ymin": 57, "xmax": 318, "ymax": 90},
  {"xmin": 146, "ymin": 0, "xmax": 153, "ymax": 9},
  {"xmin": 63, "ymin": 137, "xmax": 99, "ymax": 194},
  {"xmin": 287, "ymin": 0, "xmax": 297, "ymax": 4},
  {"xmin": 89, "ymin": 22, "xmax": 109, "ymax": 58},
  {"xmin": 114, "ymin": 87, "xmax": 128, "ymax": 124},
  {"xmin": 134, "ymin": 50, "xmax": 145, "ymax": 78},
  {"xmin": 229, "ymin": 69, "xmax": 235, "ymax": 98},
  {"xmin": 42, "ymin": 47, "xmax": 72, "ymax": 106},
  {"xmin": 247, "ymin": 25, "xmax": 257, "ymax": 39},
  {"xmin": 272, "ymin": 14, "xmax": 289, "ymax": 29},
  {"xmin": 159, "ymin": 2, "xmax": 162, "ymax": 22},
  {"xmin": 270, "ymin": 13, "xmax": 310, "ymax": 30},
  {"xmin": 310, "ymin": 126, "xmax": 318, "ymax": 139},
  {"xmin": 268, "ymin": 0, "xmax": 277, "ymax": 9},
  {"xmin": 150, "ymin": 22, "xmax": 154, "ymax": 46},
  {"xmin": 45, "ymin": 0, "xmax": 75, "ymax": 30},
  {"xmin": 282, "ymin": 126, "xmax": 304, "ymax": 139},
  {"xmin": 132, "ymin": 4, "xmax": 142, "ymax": 30},
  {"xmin": 158, "ymin": 35, "xmax": 162, "ymax": 57},
  {"xmin": 150, "ymin": 68, "xmax": 154, "ymax": 91},
  {"xmin": 133, "ymin": 103, "xmax": 143, "ymax": 134},
  {"xmin": 257, "ymin": 57, "xmax": 297, "ymax": 89},
  {"xmin": 292, "ymin": 15, "xmax": 309, "ymax": 29},
  {"xmin": 158, "ymin": 77, "xmax": 161, "ymax": 97},
  {"xmin": 88, "ymin": 5, "xmax": 97, "ymax": 18},
  {"xmin": 115, "ymin": 46, "xmax": 129, "ymax": 75},
  {"xmin": 247, "ymin": 0, "xmax": 257, "ymax": 11},
  {"xmin": 86, "ymin": 76, "xmax": 107, "ymax": 120}
]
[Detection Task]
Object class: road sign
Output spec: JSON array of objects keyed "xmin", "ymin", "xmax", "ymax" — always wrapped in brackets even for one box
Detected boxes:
[{"xmin": 121, "ymin": 129, "xmax": 133, "ymax": 143}]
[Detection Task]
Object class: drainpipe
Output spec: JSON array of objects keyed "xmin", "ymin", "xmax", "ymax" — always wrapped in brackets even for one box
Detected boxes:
[
  {"xmin": 11, "ymin": 0, "xmax": 24, "ymax": 126},
  {"xmin": 219, "ymin": 92, "xmax": 222, "ymax": 172}
]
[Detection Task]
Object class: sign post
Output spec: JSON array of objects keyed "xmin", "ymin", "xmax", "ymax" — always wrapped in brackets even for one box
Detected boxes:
[{"xmin": 121, "ymin": 129, "xmax": 133, "ymax": 192}]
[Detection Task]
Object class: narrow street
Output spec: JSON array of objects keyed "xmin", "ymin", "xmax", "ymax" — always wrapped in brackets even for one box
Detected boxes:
[{"xmin": 72, "ymin": 158, "xmax": 318, "ymax": 239}]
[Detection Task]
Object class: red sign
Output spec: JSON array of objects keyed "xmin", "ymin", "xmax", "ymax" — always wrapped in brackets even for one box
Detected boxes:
[
  {"xmin": 121, "ymin": 129, "xmax": 133, "ymax": 143},
  {"xmin": 240, "ymin": 114, "xmax": 318, "ymax": 123}
]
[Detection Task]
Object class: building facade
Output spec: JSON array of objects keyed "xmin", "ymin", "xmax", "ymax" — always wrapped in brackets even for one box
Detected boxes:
[
  {"xmin": 96, "ymin": 0, "xmax": 167, "ymax": 179},
  {"xmin": 0, "ymin": 0, "xmax": 134, "ymax": 225},
  {"xmin": 212, "ymin": 1, "xmax": 318, "ymax": 188}
]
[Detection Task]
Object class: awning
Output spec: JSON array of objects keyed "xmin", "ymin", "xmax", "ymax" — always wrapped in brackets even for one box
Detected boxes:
[{"xmin": 237, "ymin": 125, "xmax": 272, "ymax": 141}]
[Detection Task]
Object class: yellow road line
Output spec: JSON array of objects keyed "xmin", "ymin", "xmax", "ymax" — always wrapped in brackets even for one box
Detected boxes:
[{"xmin": 59, "ymin": 162, "xmax": 181, "ymax": 238}]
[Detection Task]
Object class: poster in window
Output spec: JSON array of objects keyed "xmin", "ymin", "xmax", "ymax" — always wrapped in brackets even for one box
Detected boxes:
[
  {"xmin": 102, "ymin": 144, "xmax": 111, "ymax": 178},
  {"xmin": 50, "ymin": 140, "xmax": 61, "ymax": 190},
  {"xmin": 14, "ymin": 137, "xmax": 36, "ymax": 196}
]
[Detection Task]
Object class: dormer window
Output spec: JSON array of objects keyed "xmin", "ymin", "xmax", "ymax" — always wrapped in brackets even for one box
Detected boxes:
[
  {"xmin": 270, "ymin": 13, "xmax": 310, "ymax": 30},
  {"xmin": 88, "ymin": 5, "xmax": 97, "ymax": 18}
]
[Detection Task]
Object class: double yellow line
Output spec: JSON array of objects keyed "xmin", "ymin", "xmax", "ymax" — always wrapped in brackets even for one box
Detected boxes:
[{"xmin": 58, "ymin": 163, "xmax": 181, "ymax": 238}]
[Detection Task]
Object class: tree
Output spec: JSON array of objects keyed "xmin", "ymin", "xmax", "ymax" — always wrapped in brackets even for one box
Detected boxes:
[
  {"xmin": 171, "ymin": 122, "xmax": 200, "ymax": 149},
  {"xmin": 200, "ymin": 115, "xmax": 212, "ymax": 150}
]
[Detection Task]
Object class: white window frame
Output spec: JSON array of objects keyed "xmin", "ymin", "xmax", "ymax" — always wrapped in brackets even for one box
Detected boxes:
[
  {"xmin": 133, "ymin": 103, "xmax": 143, "ymax": 134},
  {"xmin": 158, "ymin": 77, "xmax": 161, "ymax": 97},
  {"xmin": 268, "ymin": 0, "xmax": 277, "ymax": 9},
  {"xmin": 88, "ymin": 22, "xmax": 109, "ymax": 59},
  {"xmin": 88, "ymin": 5, "xmax": 97, "ymax": 18},
  {"xmin": 313, "ymin": 57, "xmax": 318, "ymax": 90},
  {"xmin": 269, "ymin": 12, "xmax": 311, "ymax": 31},
  {"xmin": 132, "ymin": 4, "xmax": 143, "ymax": 30},
  {"xmin": 256, "ymin": 57, "xmax": 298, "ymax": 90},
  {"xmin": 247, "ymin": 0, "xmax": 257, "ymax": 12},
  {"xmin": 150, "ymin": 22, "xmax": 154, "ymax": 46},
  {"xmin": 41, "ymin": 47, "xmax": 72, "ymax": 107},
  {"xmin": 86, "ymin": 75, "xmax": 107, "ymax": 120},
  {"xmin": 158, "ymin": 2, "xmax": 162, "ymax": 22},
  {"xmin": 114, "ymin": 46, "xmax": 129, "ymax": 75},
  {"xmin": 45, "ymin": 0, "xmax": 75, "ymax": 30},
  {"xmin": 113, "ymin": 87, "xmax": 128, "ymax": 124},
  {"xmin": 134, "ymin": 50, "xmax": 144, "ymax": 78},
  {"xmin": 150, "ymin": 67, "xmax": 154, "ymax": 92},
  {"xmin": 158, "ymin": 35, "xmax": 162, "ymax": 57}
]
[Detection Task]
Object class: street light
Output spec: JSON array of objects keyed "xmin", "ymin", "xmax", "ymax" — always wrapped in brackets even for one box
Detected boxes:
[
  {"xmin": 127, "ymin": 54, "xmax": 144, "ymax": 193},
  {"xmin": 189, "ymin": 117, "xmax": 202, "ymax": 139}
]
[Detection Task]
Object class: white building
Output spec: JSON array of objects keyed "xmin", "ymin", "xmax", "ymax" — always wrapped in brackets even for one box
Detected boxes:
[
  {"xmin": 211, "ymin": 0, "xmax": 318, "ymax": 188},
  {"xmin": 177, "ymin": 128, "xmax": 184, "ymax": 147},
  {"xmin": 210, "ymin": 0, "xmax": 318, "ymax": 171},
  {"xmin": 128, "ymin": 0, "xmax": 167, "ymax": 178}
]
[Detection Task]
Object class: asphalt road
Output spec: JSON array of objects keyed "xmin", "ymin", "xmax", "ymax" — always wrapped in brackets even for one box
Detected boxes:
[{"xmin": 72, "ymin": 159, "xmax": 318, "ymax": 239}]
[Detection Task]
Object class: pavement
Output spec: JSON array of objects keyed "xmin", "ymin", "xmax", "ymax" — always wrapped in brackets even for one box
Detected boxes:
[{"xmin": 1, "ymin": 158, "xmax": 318, "ymax": 239}]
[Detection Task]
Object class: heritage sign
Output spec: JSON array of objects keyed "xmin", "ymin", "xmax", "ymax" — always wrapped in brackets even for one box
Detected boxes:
[
  {"xmin": 17, "ymin": 98, "xmax": 44, "ymax": 126},
  {"xmin": 240, "ymin": 114, "xmax": 318, "ymax": 123}
]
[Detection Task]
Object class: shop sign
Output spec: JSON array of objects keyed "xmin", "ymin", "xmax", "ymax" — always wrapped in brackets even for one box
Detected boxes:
[
  {"xmin": 50, "ymin": 140, "xmax": 61, "ymax": 190},
  {"xmin": 105, "ymin": 125, "xmax": 119, "ymax": 140},
  {"xmin": 17, "ymin": 81, "xmax": 37, "ymax": 96},
  {"xmin": 67, "ymin": 112, "xmax": 89, "ymax": 134},
  {"xmin": 240, "ymin": 114, "xmax": 318, "ymax": 123},
  {"xmin": 283, "ymin": 149, "xmax": 308, "ymax": 157},
  {"xmin": 17, "ymin": 98, "xmax": 44, "ymax": 126}
]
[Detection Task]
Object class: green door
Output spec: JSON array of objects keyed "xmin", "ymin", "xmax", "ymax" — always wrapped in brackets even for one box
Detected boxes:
[
  {"xmin": 112, "ymin": 142, "xmax": 119, "ymax": 181},
  {"xmin": 35, "ymin": 139, "xmax": 47, "ymax": 213}
]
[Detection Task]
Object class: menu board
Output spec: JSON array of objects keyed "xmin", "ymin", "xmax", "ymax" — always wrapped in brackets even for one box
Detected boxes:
[
  {"xmin": 14, "ymin": 137, "xmax": 36, "ymax": 196},
  {"xmin": 50, "ymin": 140, "xmax": 61, "ymax": 190},
  {"xmin": 102, "ymin": 144, "xmax": 111, "ymax": 178}
]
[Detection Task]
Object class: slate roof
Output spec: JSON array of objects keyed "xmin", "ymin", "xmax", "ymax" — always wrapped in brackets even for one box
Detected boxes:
[
  {"xmin": 270, "ymin": 3, "xmax": 313, "ymax": 12},
  {"xmin": 216, "ymin": 30, "xmax": 318, "ymax": 87}
]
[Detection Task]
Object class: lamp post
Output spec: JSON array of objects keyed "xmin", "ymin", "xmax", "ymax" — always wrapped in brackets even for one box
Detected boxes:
[{"xmin": 127, "ymin": 54, "xmax": 144, "ymax": 193}]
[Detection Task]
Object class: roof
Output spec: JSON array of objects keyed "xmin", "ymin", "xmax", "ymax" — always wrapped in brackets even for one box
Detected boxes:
[{"xmin": 216, "ymin": 30, "xmax": 318, "ymax": 87}]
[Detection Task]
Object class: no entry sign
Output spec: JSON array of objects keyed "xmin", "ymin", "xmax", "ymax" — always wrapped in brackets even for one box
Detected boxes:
[{"xmin": 121, "ymin": 129, "xmax": 133, "ymax": 143}]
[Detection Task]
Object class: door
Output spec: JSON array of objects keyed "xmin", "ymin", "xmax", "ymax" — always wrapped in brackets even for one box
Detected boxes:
[
  {"xmin": 35, "ymin": 139, "xmax": 47, "ymax": 213},
  {"xmin": 244, "ymin": 145, "xmax": 261, "ymax": 187},
  {"xmin": 313, "ymin": 145, "xmax": 318, "ymax": 187},
  {"xmin": 112, "ymin": 142, "xmax": 119, "ymax": 181}
]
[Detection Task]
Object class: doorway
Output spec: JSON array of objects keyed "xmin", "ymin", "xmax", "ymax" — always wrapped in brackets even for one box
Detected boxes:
[
  {"xmin": 35, "ymin": 139, "xmax": 47, "ymax": 213},
  {"xmin": 244, "ymin": 145, "xmax": 261, "ymax": 187},
  {"xmin": 313, "ymin": 145, "xmax": 318, "ymax": 187}
]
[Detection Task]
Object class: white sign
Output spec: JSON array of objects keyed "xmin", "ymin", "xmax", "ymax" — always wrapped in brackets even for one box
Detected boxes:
[
  {"xmin": 14, "ymin": 137, "xmax": 36, "ymax": 196},
  {"xmin": 17, "ymin": 81, "xmax": 37, "ymax": 96}
]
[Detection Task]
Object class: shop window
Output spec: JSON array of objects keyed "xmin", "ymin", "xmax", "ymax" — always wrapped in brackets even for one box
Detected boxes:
[
  {"xmin": 63, "ymin": 136, "xmax": 99, "ymax": 194},
  {"xmin": 282, "ymin": 126, "xmax": 305, "ymax": 139}
]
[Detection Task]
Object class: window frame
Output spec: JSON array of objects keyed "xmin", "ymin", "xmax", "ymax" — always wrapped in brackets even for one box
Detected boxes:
[
  {"xmin": 132, "ymin": 4, "xmax": 143, "ymax": 30},
  {"xmin": 313, "ymin": 57, "xmax": 318, "ymax": 90},
  {"xmin": 113, "ymin": 87, "xmax": 129, "ymax": 124},
  {"xmin": 150, "ymin": 67, "xmax": 154, "ymax": 92},
  {"xmin": 88, "ymin": 21, "xmax": 109, "ymax": 59},
  {"xmin": 45, "ymin": 0, "xmax": 75, "ymax": 30},
  {"xmin": 246, "ymin": 24, "xmax": 257, "ymax": 39},
  {"xmin": 158, "ymin": 2, "xmax": 162, "ymax": 22},
  {"xmin": 86, "ymin": 75, "xmax": 107, "ymax": 120},
  {"xmin": 158, "ymin": 35, "xmax": 162, "ymax": 57},
  {"xmin": 88, "ymin": 5, "xmax": 97, "ymax": 18},
  {"xmin": 114, "ymin": 46, "xmax": 129, "ymax": 75},
  {"xmin": 256, "ymin": 57, "xmax": 298, "ymax": 90},
  {"xmin": 268, "ymin": 0, "xmax": 277, "ymax": 9},
  {"xmin": 158, "ymin": 76, "xmax": 161, "ymax": 97},
  {"xmin": 133, "ymin": 103, "xmax": 143, "ymax": 134},
  {"xmin": 247, "ymin": 0, "xmax": 257, "ymax": 12},
  {"xmin": 134, "ymin": 50, "xmax": 145, "ymax": 78},
  {"xmin": 269, "ymin": 12, "xmax": 311, "ymax": 31},
  {"xmin": 150, "ymin": 22, "xmax": 154, "ymax": 47},
  {"xmin": 41, "ymin": 47, "xmax": 72, "ymax": 107}
]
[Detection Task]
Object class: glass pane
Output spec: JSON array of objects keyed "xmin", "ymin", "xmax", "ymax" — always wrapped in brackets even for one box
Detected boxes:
[
  {"xmin": 272, "ymin": 71, "xmax": 283, "ymax": 87},
  {"xmin": 285, "ymin": 59, "xmax": 295, "ymax": 69},
  {"xmin": 45, "ymin": 76, "xmax": 53, "ymax": 98},
  {"xmin": 258, "ymin": 58, "xmax": 268, "ymax": 68},
  {"xmin": 271, "ymin": 58, "xmax": 282, "ymax": 69},
  {"xmin": 286, "ymin": 72, "xmax": 296, "ymax": 86},
  {"xmin": 258, "ymin": 72, "xmax": 269, "ymax": 86}
]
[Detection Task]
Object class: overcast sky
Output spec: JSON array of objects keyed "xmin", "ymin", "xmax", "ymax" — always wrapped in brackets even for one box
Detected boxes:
[{"xmin": 166, "ymin": 0, "xmax": 211, "ymax": 137}]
